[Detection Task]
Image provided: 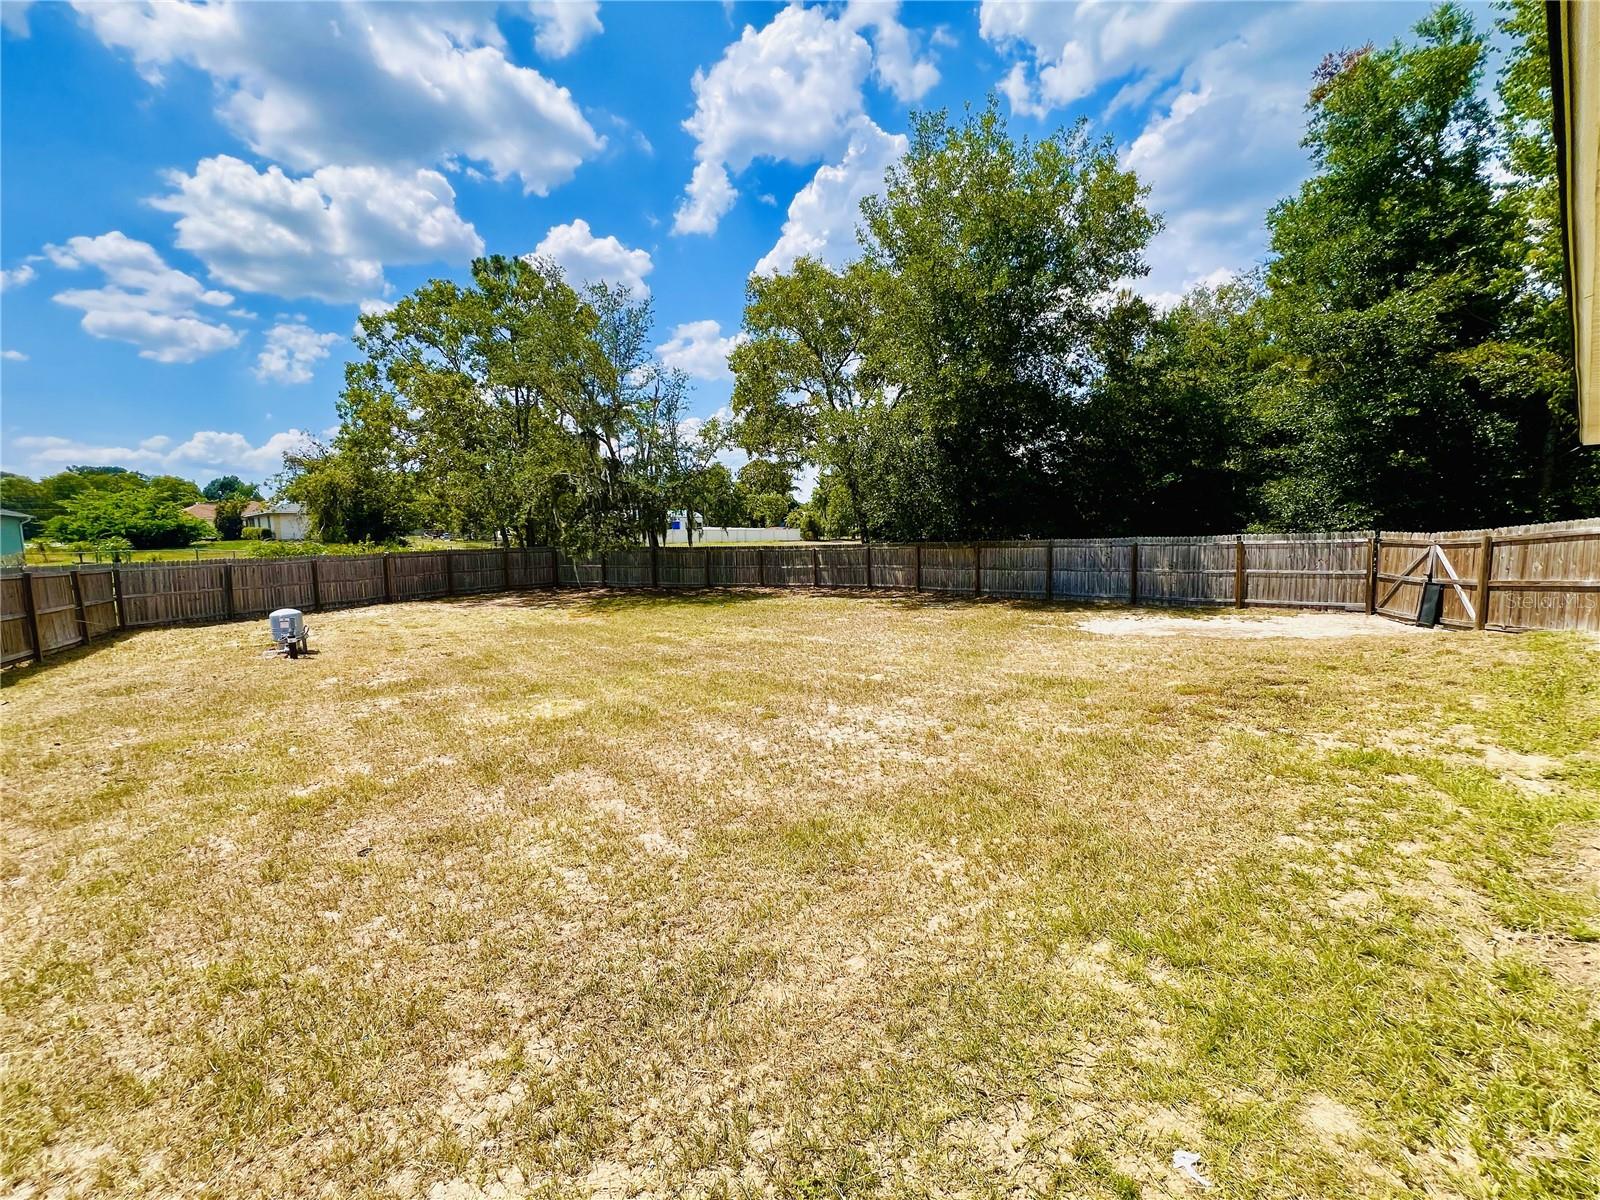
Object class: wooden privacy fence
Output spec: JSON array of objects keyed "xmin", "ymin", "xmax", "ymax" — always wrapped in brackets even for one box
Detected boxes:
[
  {"xmin": 2, "ymin": 549, "xmax": 556, "ymax": 667},
  {"xmin": 3, "ymin": 523, "xmax": 1596, "ymax": 665}
]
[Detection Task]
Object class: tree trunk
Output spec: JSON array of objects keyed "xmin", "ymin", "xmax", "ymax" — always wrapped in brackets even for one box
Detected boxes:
[
  {"xmin": 1536, "ymin": 400, "xmax": 1559, "ymax": 520},
  {"xmin": 845, "ymin": 475, "xmax": 869, "ymax": 544}
]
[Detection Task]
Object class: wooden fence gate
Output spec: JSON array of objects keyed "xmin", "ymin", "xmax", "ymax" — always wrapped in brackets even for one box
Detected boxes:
[
  {"xmin": 1374, "ymin": 522, "xmax": 1599, "ymax": 631},
  {"xmin": 1373, "ymin": 537, "xmax": 1489, "ymax": 628}
]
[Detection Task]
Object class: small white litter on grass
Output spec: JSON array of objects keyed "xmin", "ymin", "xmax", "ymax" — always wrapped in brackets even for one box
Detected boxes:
[
  {"xmin": 1079, "ymin": 612, "xmax": 1428, "ymax": 640},
  {"xmin": 1172, "ymin": 1149, "xmax": 1213, "ymax": 1188}
]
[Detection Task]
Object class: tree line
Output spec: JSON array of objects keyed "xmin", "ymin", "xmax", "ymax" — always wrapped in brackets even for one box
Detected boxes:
[
  {"xmin": 0, "ymin": 468, "xmax": 264, "ymax": 550},
  {"xmin": 289, "ymin": 2, "xmax": 1593, "ymax": 551}
]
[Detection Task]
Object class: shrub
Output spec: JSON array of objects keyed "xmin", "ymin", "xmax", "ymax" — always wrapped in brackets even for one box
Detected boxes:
[
  {"xmin": 44, "ymin": 489, "xmax": 210, "ymax": 549},
  {"xmin": 213, "ymin": 498, "xmax": 247, "ymax": 540},
  {"xmin": 96, "ymin": 536, "xmax": 134, "ymax": 562},
  {"xmin": 239, "ymin": 527, "xmax": 266, "ymax": 541},
  {"xmin": 249, "ymin": 540, "xmax": 324, "ymax": 559},
  {"xmin": 747, "ymin": 491, "xmax": 791, "ymax": 528},
  {"xmin": 787, "ymin": 506, "xmax": 822, "ymax": 540}
]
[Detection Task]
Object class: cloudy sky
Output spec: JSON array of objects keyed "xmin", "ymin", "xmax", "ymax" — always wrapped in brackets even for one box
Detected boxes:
[{"xmin": 0, "ymin": 0, "xmax": 1435, "ymax": 485}]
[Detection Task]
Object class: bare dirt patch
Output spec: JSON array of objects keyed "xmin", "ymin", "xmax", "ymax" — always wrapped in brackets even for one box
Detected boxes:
[{"xmin": 1077, "ymin": 610, "xmax": 1430, "ymax": 639}]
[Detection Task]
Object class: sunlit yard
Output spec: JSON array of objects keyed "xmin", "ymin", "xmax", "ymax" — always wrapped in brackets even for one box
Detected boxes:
[{"xmin": 2, "ymin": 593, "xmax": 1596, "ymax": 1199}]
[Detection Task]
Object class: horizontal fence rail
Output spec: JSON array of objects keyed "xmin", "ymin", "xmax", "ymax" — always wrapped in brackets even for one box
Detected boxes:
[{"xmin": 3, "ymin": 523, "xmax": 1596, "ymax": 666}]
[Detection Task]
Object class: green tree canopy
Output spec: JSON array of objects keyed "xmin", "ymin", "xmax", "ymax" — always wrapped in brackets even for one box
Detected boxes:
[
  {"xmin": 313, "ymin": 255, "xmax": 708, "ymax": 555},
  {"xmin": 860, "ymin": 100, "xmax": 1160, "ymax": 538},
  {"xmin": 202, "ymin": 475, "xmax": 263, "ymax": 502},
  {"xmin": 688, "ymin": 463, "xmax": 746, "ymax": 529},
  {"xmin": 281, "ymin": 442, "xmax": 416, "ymax": 544},
  {"xmin": 44, "ymin": 488, "xmax": 210, "ymax": 549},
  {"xmin": 278, "ymin": 8, "xmax": 1596, "ymax": 546},
  {"xmin": 1257, "ymin": 3, "xmax": 1596, "ymax": 527},
  {"xmin": 212, "ymin": 497, "xmax": 247, "ymax": 541},
  {"xmin": 729, "ymin": 258, "xmax": 884, "ymax": 538}
]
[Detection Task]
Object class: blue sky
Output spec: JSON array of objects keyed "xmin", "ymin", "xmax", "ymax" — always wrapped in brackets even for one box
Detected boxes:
[{"xmin": 0, "ymin": 0, "xmax": 1442, "ymax": 488}]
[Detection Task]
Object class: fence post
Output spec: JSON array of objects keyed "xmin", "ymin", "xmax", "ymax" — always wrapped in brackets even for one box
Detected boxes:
[
  {"xmin": 383, "ymin": 553, "xmax": 395, "ymax": 603},
  {"xmin": 704, "ymin": 547, "xmax": 712, "ymax": 589},
  {"xmin": 1234, "ymin": 537, "xmax": 1247, "ymax": 609},
  {"xmin": 20, "ymin": 571, "xmax": 42, "ymax": 662},
  {"xmin": 446, "ymin": 551, "xmax": 457, "ymax": 596},
  {"xmin": 111, "ymin": 565, "xmax": 127, "ymax": 629},
  {"xmin": 550, "ymin": 546, "xmax": 559, "ymax": 589},
  {"xmin": 222, "ymin": 562, "xmax": 236, "ymax": 620},
  {"xmin": 309, "ymin": 557, "xmax": 322, "ymax": 612},
  {"xmin": 973, "ymin": 543, "xmax": 981, "ymax": 597},
  {"xmin": 1474, "ymin": 533, "xmax": 1493, "ymax": 630},
  {"xmin": 69, "ymin": 569, "xmax": 89, "ymax": 644},
  {"xmin": 914, "ymin": 542, "xmax": 923, "ymax": 593},
  {"xmin": 504, "ymin": 544, "xmax": 513, "ymax": 590},
  {"xmin": 864, "ymin": 541, "xmax": 873, "ymax": 589},
  {"xmin": 599, "ymin": 553, "xmax": 607, "ymax": 589},
  {"xmin": 650, "ymin": 544, "xmax": 659, "ymax": 589},
  {"xmin": 1364, "ymin": 534, "xmax": 1379, "ymax": 615},
  {"xmin": 1129, "ymin": 543, "xmax": 1139, "ymax": 607},
  {"xmin": 758, "ymin": 547, "xmax": 767, "ymax": 587},
  {"xmin": 812, "ymin": 546, "xmax": 820, "ymax": 588}
]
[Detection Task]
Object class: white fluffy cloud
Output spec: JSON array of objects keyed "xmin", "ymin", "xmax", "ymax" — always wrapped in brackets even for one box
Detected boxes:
[
  {"xmin": 674, "ymin": 162, "xmax": 739, "ymax": 237},
  {"xmin": 76, "ymin": 0, "xmax": 603, "ymax": 194},
  {"xmin": 684, "ymin": 7, "xmax": 871, "ymax": 175},
  {"xmin": 46, "ymin": 232, "xmax": 241, "ymax": 363},
  {"xmin": 997, "ymin": 61, "xmax": 1051, "ymax": 120},
  {"xmin": 674, "ymin": 2, "xmax": 934, "ymax": 235},
  {"xmin": 2, "ymin": 349, "xmax": 28, "ymax": 362},
  {"xmin": 1, "ymin": 263, "xmax": 36, "ymax": 291},
  {"xmin": 529, "ymin": 0, "xmax": 602, "ymax": 58},
  {"xmin": 167, "ymin": 429, "xmax": 315, "ymax": 473},
  {"xmin": 255, "ymin": 318, "xmax": 342, "ymax": 384},
  {"xmin": 14, "ymin": 428, "xmax": 313, "ymax": 475},
  {"xmin": 1, "ymin": 1, "xmax": 33, "ymax": 36},
  {"xmin": 848, "ymin": 0, "xmax": 939, "ymax": 103},
  {"xmin": 352, "ymin": 297, "xmax": 397, "ymax": 335},
  {"xmin": 13, "ymin": 434, "xmax": 172, "ymax": 469},
  {"xmin": 979, "ymin": 0, "xmax": 1422, "ymax": 300},
  {"xmin": 754, "ymin": 118, "xmax": 906, "ymax": 276},
  {"xmin": 656, "ymin": 320, "xmax": 745, "ymax": 382},
  {"xmin": 979, "ymin": 1, "xmax": 1194, "ymax": 114},
  {"xmin": 531, "ymin": 219, "xmax": 653, "ymax": 296},
  {"xmin": 152, "ymin": 155, "xmax": 484, "ymax": 303}
]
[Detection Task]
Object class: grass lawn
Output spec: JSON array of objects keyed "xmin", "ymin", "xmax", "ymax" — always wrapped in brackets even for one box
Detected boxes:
[
  {"xmin": 1, "ymin": 593, "xmax": 1596, "ymax": 1199},
  {"xmin": 24, "ymin": 539, "xmax": 266, "ymax": 565}
]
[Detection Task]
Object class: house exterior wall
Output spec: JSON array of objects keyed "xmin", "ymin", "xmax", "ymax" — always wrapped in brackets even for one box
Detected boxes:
[
  {"xmin": 1, "ymin": 515, "xmax": 25, "ymax": 557},
  {"xmin": 244, "ymin": 511, "xmax": 311, "ymax": 541}
]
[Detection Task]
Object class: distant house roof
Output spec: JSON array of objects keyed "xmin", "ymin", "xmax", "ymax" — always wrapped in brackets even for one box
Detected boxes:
[
  {"xmin": 244, "ymin": 501, "xmax": 305, "ymax": 518},
  {"xmin": 0, "ymin": 507, "xmax": 33, "ymax": 522},
  {"xmin": 183, "ymin": 500, "xmax": 265, "ymax": 523}
]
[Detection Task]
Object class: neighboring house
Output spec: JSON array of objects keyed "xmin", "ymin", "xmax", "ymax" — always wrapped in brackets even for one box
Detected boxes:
[
  {"xmin": 243, "ymin": 501, "xmax": 311, "ymax": 541},
  {"xmin": 182, "ymin": 500, "xmax": 265, "ymax": 528},
  {"xmin": 0, "ymin": 507, "xmax": 31, "ymax": 557}
]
